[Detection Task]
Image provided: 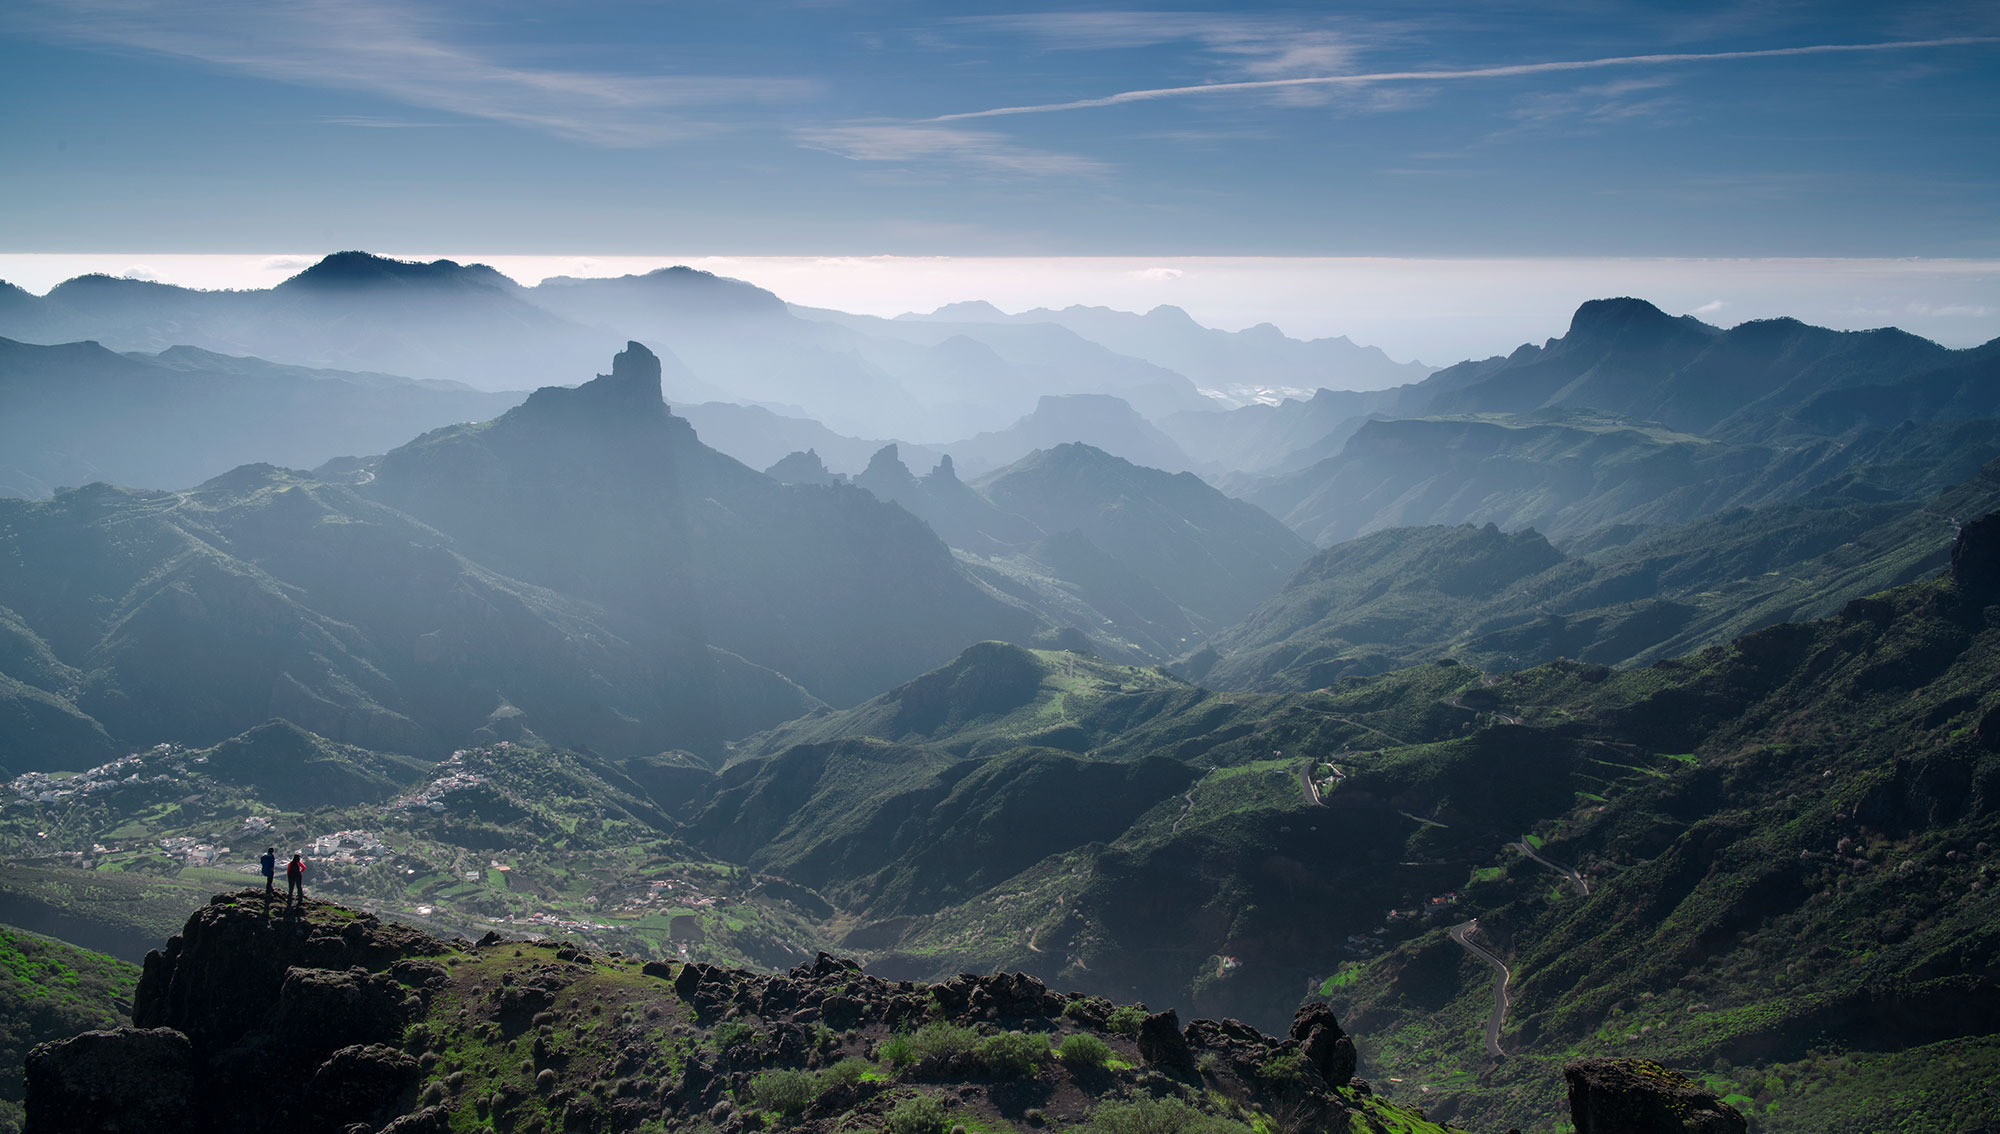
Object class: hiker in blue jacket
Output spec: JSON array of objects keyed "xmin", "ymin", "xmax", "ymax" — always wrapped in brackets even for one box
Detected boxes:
[{"xmin": 260, "ymin": 847, "xmax": 276, "ymax": 894}]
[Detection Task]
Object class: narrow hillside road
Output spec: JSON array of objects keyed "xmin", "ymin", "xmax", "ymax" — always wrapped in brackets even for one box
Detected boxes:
[
  {"xmin": 1445, "ymin": 675, "xmax": 1521, "ymax": 726},
  {"xmin": 1516, "ymin": 839, "xmax": 1589, "ymax": 896},
  {"xmin": 1450, "ymin": 918, "xmax": 1511, "ymax": 1058},
  {"xmin": 1297, "ymin": 764, "xmax": 1321, "ymax": 806},
  {"xmin": 1171, "ymin": 788, "xmax": 1198, "ymax": 834}
]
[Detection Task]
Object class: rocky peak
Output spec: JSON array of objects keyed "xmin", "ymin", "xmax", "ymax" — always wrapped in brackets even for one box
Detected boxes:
[
  {"xmin": 856, "ymin": 444, "xmax": 917, "ymax": 501},
  {"xmin": 765, "ymin": 447, "xmax": 839, "ymax": 486},
  {"xmin": 510, "ymin": 341, "xmax": 669, "ymax": 424},
  {"xmin": 609, "ymin": 339, "xmax": 663, "ymax": 395}
]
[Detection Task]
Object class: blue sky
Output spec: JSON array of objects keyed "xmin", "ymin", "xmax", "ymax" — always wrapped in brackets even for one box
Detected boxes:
[{"xmin": 4, "ymin": 1, "xmax": 1997, "ymax": 258}]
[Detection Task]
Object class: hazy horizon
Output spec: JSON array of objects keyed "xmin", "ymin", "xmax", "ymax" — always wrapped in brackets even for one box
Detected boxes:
[{"xmin": 5, "ymin": 251, "xmax": 1997, "ymax": 369}]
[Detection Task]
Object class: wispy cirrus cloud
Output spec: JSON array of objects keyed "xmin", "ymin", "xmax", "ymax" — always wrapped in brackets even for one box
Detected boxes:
[
  {"xmin": 962, "ymin": 11, "xmax": 1366, "ymax": 79},
  {"xmin": 14, "ymin": 0, "xmax": 815, "ymax": 146},
  {"xmin": 1502, "ymin": 76, "xmax": 1683, "ymax": 135},
  {"xmin": 930, "ymin": 35, "xmax": 2000, "ymax": 121},
  {"xmin": 795, "ymin": 124, "xmax": 1108, "ymax": 178}
]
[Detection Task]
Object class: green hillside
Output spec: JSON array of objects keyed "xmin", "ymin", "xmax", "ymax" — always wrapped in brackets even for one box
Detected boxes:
[
  {"xmin": 0, "ymin": 467, "xmax": 815, "ymax": 763},
  {"xmin": 735, "ymin": 642, "xmax": 1203, "ymax": 759},
  {"xmin": 0, "ymin": 924, "xmax": 138, "ymax": 1134},
  {"xmin": 1199, "ymin": 458, "xmax": 2000, "ymax": 691}
]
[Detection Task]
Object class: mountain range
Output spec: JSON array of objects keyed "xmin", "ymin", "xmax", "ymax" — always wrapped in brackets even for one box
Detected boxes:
[
  {"xmin": 5, "ymin": 262, "xmax": 2000, "ymax": 1133},
  {"xmin": 2, "ymin": 253, "xmax": 1439, "ymax": 446},
  {"xmin": 1237, "ymin": 298, "xmax": 2000, "ymax": 547},
  {"xmin": 0, "ymin": 337, "xmax": 523, "ymax": 500}
]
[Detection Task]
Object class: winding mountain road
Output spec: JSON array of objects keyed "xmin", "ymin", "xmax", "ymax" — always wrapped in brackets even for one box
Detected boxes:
[
  {"xmin": 1516, "ymin": 839, "xmax": 1589, "ymax": 896},
  {"xmin": 1171, "ymin": 788, "xmax": 1198, "ymax": 834},
  {"xmin": 1449, "ymin": 918, "xmax": 1512, "ymax": 1058},
  {"xmin": 1436, "ymin": 839, "xmax": 1586, "ymax": 1060}
]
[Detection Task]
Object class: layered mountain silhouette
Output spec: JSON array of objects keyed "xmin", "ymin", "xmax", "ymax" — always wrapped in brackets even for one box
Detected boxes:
[
  {"xmin": 828, "ymin": 441, "xmax": 1313, "ymax": 657},
  {"xmin": 1198, "ymin": 456, "xmax": 2000, "ymax": 690},
  {"xmin": 1241, "ymin": 299, "xmax": 2000, "ymax": 546},
  {"xmin": 11, "ymin": 253, "xmax": 1451, "ymax": 443},
  {"xmin": 900, "ymin": 300, "xmax": 1434, "ymax": 398},
  {"xmin": 0, "ymin": 336, "xmax": 524, "ymax": 498}
]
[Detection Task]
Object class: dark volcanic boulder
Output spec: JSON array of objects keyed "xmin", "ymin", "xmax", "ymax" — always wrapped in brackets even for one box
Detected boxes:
[
  {"xmin": 1565, "ymin": 1057, "xmax": 1747, "ymax": 1133},
  {"xmin": 24, "ymin": 1026, "xmax": 197, "ymax": 1134},
  {"xmin": 1136, "ymin": 1009, "xmax": 1197, "ymax": 1076},
  {"xmin": 272, "ymin": 966, "xmax": 416, "ymax": 1066},
  {"xmin": 302, "ymin": 1043, "xmax": 421, "ymax": 1133},
  {"xmin": 1290, "ymin": 1002, "xmax": 1358, "ymax": 1085}
]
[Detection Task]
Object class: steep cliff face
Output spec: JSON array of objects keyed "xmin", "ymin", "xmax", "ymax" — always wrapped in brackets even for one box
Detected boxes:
[{"xmin": 27, "ymin": 893, "xmax": 1441, "ymax": 1134}]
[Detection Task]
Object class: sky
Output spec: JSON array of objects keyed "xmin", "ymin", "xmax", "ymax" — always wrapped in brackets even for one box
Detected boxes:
[{"xmin": 3, "ymin": 1, "xmax": 1998, "ymax": 360}]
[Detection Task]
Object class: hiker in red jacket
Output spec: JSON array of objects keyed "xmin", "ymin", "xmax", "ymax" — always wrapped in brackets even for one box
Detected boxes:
[{"xmin": 286, "ymin": 854, "xmax": 306, "ymax": 906}]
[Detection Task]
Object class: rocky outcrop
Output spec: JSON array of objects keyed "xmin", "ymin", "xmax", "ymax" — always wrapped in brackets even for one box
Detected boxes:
[
  {"xmin": 765, "ymin": 448, "xmax": 840, "ymax": 486},
  {"xmin": 49, "ymin": 893, "xmax": 454, "ymax": 1134},
  {"xmin": 1290, "ymin": 1002, "xmax": 1359, "ymax": 1085},
  {"xmin": 24, "ymin": 1027, "xmax": 196, "ymax": 1134},
  {"xmin": 1136, "ymin": 1009, "xmax": 1196, "ymax": 1075},
  {"xmin": 30, "ymin": 894, "xmax": 1393, "ymax": 1134},
  {"xmin": 1565, "ymin": 1057, "xmax": 1748, "ymax": 1133}
]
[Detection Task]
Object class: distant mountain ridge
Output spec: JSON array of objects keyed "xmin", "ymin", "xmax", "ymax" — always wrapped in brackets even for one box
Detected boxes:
[
  {"xmin": 0, "ymin": 251, "xmax": 1438, "ymax": 447},
  {"xmin": 1241, "ymin": 298, "xmax": 2000, "ymax": 547},
  {"xmin": 821, "ymin": 440, "xmax": 1314, "ymax": 658},
  {"xmin": 899, "ymin": 300, "xmax": 1435, "ymax": 399},
  {"xmin": 0, "ymin": 337, "xmax": 525, "ymax": 499}
]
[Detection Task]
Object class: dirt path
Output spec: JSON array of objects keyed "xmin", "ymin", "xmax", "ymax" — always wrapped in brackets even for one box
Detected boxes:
[{"xmin": 1449, "ymin": 918, "xmax": 1511, "ymax": 1058}]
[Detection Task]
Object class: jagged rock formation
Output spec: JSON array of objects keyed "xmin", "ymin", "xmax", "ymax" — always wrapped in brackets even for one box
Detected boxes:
[
  {"xmin": 1564, "ymin": 1057, "xmax": 1747, "ymax": 1133},
  {"xmin": 764, "ymin": 448, "xmax": 842, "ymax": 486},
  {"xmin": 26, "ymin": 894, "xmax": 1423, "ymax": 1134}
]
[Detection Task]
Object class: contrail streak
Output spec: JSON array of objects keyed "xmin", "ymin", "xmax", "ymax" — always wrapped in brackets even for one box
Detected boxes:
[{"xmin": 929, "ymin": 37, "xmax": 2000, "ymax": 122}]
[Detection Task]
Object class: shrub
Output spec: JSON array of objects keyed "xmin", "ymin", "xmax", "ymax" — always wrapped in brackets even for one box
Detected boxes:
[
  {"xmin": 1087, "ymin": 1097, "xmax": 1251, "ymax": 1134},
  {"xmin": 821, "ymin": 1056, "xmax": 871, "ymax": 1087},
  {"xmin": 748, "ymin": 1068, "xmax": 820, "ymax": 1117},
  {"xmin": 1255, "ymin": 1049, "xmax": 1310, "ymax": 1085},
  {"xmin": 974, "ymin": 1030, "xmax": 1045, "ymax": 1078},
  {"xmin": 713, "ymin": 1020, "xmax": 758, "ymax": 1049},
  {"xmin": 881, "ymin": 1093, "xmax": 949, "ymax": 1134},
  {"xmin": 878, "ymin": 1033, "xmax": 915, "ymax": 1067},
  {"xmin": 1106, "ymin": 1005, "xmax": 1148, "ymax": 1037},
  {"xmin": 886, "ymin": 1022, "xmax": 978, "ymax": 1068},
  {"xmin": 1057, "ymin": 1032, "xmax": 1112, "ymax": 1070}
]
